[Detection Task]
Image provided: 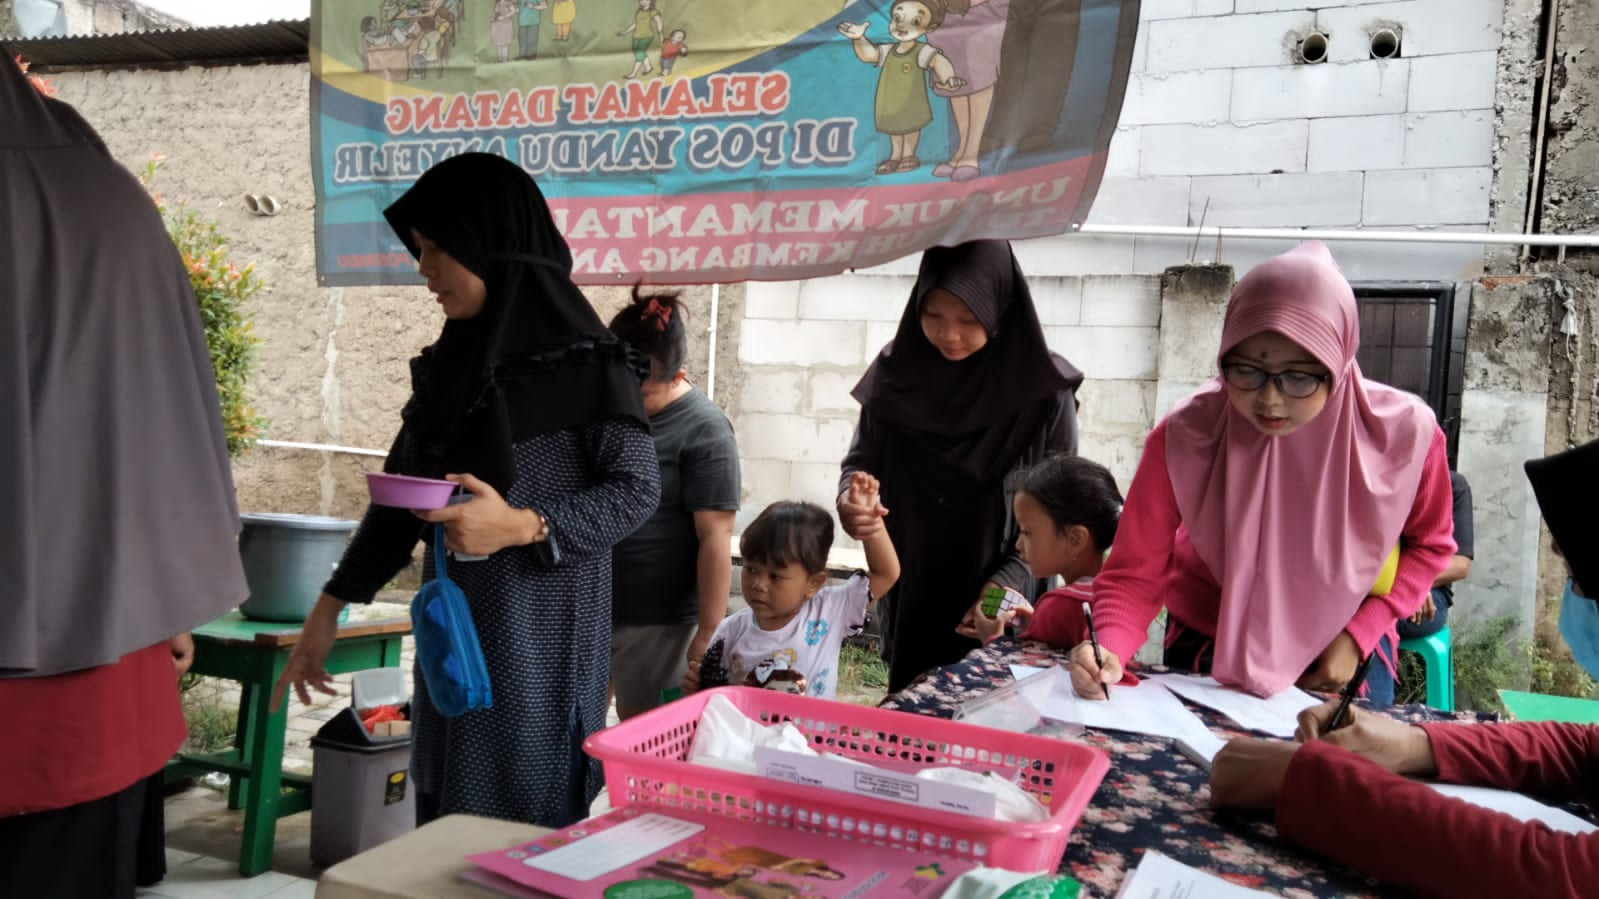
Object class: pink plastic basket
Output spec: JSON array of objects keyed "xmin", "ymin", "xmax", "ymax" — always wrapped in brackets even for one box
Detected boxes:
[{"xmin": 583, "ymin": 686, "xmax": 1110, "ymax": 872}]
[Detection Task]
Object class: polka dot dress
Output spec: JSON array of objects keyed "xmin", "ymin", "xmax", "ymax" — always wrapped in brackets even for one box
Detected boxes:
[{"xmin": 410, "ymin": 419, "xmax": 659, "ymax": 828}]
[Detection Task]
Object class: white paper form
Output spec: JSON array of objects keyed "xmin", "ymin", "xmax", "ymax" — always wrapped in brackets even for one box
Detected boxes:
[
  {"xmin": 1115, "ymin": 850, "xmax": 1275, "ymax": 899},
  {"xmin": 1146, "ymin": 673, "xmax": 1323, "ymax": 739},
  {"xmin": 1012, "ymin": 665, "xmax": 1228, "ymax": 766},
  {"xmin": 521, "ymin": 813, "xmax": 704, "ymax": 881},
  {"xmin": 1428, "ymin": 784, "xmax": 1598, "ymax": 834}
]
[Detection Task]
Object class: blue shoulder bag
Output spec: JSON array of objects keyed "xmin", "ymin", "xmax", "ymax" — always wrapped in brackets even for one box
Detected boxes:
[{"xmin": 410, "ymin": 523, "xmax": 493, "ymax": 716}]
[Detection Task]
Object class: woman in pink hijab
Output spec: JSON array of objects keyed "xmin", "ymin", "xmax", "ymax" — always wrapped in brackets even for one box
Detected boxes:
[{"xmin": 1068, "ymin": 242, "xmax": 1456, "ymax": 700}]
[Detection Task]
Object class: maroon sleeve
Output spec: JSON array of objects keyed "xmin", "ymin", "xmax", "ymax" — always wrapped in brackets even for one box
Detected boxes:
[
  {"xmin": 1091, "ymin": 423, "xmax": 1182, "ymax": 659},
  {"xmin": 1423, "ymin": 720, "xmax": 1599, "ymax": 806},
  {"xmin": 1276, "ymin": 732, "xmax": 1599, "ymax": 898}
]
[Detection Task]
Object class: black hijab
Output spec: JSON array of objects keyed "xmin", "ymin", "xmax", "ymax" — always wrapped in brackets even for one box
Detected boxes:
[
  {"xmin": 851, "ymin": 240, "xmax": 1083, "ymax": 482},
  {"xmin": 381, "ymin": 153, "xmax": 648, "ymax": 490},
  {"xmin": 1526, "ymin": 439, "xmax": 1599, "ymax": 599}
]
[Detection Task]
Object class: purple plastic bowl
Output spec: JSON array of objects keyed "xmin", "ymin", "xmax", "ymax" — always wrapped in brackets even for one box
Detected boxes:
[{"xmin": 365, "ymin": 472, "xmax": 457, "ymax": 510}]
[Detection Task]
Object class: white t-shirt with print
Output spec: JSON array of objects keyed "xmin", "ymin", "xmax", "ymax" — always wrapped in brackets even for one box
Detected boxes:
[{"xmin": 710, "ymin": 574, "xmax": 872, "ymax": 700}]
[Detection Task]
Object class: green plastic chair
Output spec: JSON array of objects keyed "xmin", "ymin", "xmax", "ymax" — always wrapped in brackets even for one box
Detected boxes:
[
  {"xmin": 1400, "ymin": 626, "xmax": 1454, "ymax": 711},
  {"xmin": 1498, "ymin": 689, "xmax": 1599, "ymax": 724}
]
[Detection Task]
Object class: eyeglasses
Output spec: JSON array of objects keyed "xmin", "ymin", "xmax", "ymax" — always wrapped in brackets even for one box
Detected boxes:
[{"xmin": 1220, "ymin": 363, "xmax": 1330, "ymax": 399}]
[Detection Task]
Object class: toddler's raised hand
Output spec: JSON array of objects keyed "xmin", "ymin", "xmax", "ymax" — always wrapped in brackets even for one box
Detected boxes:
[{"xmin": 846, "ymin": 471, "xmax": 888, "ymax": 521}]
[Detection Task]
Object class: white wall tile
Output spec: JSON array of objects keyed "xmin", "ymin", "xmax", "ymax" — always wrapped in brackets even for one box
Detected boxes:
[
  {"xmin": 1044, "ymin": 326, "xmax": 1160, "ymax": 380},
  {"xmin": 1403, "ymin": 110, "xmax": 1495, "ymax": 168},
  {"xmin": 1190, "ymin": 171, "xmax": 1366, "ymax": 226},
  {"xmin": 864, "ymin": 321, "xmax": 898, "ymax": 357},
  {"xmin": 1013, "ymin": 233, "xmax": 1139, "ymax": 276},
  {"xmin": 1081, "ymin": 276, "xmax": 1163, "ymax": 327},
  {"xmin": 1145, "ymin": 11, "xmax": 1317, "ymax": 73},
  {"xmin": 737, "ymin": 413, "xmax": 856, "ymax": 463},
  {"xmin": 738, "ymin": 319, "xmax": 866, "ymax": 366},
  {"xmin": 1406, "ymin": 52, "xmax": 1499, "ymax": 111},
  {"xmin": 1085, "ymin": 176, "xmax": 1193, "ymax": 227},
  {"xmin": 1362, "ymin": 167, "xmax": 1492, "ymax": 225},
  {"xmin": 1103, "ymin": 127, "xmax": 1142, "ymax": 178},
  {"xmin": 795, "ymin": 275, "xmax": 909, "ymax": 322},
  {"xmin": 1119, "ymin": 70, "xmax": 1233, "ymax": 125},
  {"xmin": 1316, "ymin": 0, "xmax": 1502, "ymax": 57},
  {"xmin": 1077, "ymin": 379, "xmax": 1159, "ymax": 433},
  {"xmin": 1139, "ymin": 121, "xmax": 1309, "ymax": 176},
  {"xmin": 743, "ymin": 281, "xmax": 799, "ymax": 319},
  {"xmin": 738, "ymin": 368, "xmax": 805, "ymax": 414},
  {"xmin": 806, "ymin": 369, "xmax": 859, "ymax": 416},
  {"xmin": 1231, "ymin": 60, "xmax": 1409, "ymax": 122},
  {"xmin": 1140, "ymin": 0, "xmax": 1235, "ymax": 20},
  {"xmin": 1031, "ymin": 276, "xmax": 1085, "ymax": 326},
  {"xmin": 1307, "ymin": 115, "xmax": 1406, "ymax": 172}
]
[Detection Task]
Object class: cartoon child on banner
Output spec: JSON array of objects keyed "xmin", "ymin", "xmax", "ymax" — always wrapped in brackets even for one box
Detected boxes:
[
  {"xmin": 661, "ymin": 28, "xmax": 687, "ymax": 76},
  {"xmin": 839, "ymin": 0, "xmax": 965, "ymax": 175},
  {"xmin": 926, "ymin": 0, "xmax": 1008, "ymax": 181},
  {"xmin": 617, "ymin": 0, "xmax": 665, "ymax": 79}
]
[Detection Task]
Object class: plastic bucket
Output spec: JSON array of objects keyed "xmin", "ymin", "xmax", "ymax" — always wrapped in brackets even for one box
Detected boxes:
[{"xmin": 238, "ymin": 513, "xmax": 359, "ymax": 622}]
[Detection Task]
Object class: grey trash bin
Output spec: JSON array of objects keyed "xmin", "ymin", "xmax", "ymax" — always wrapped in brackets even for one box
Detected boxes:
[{"xmin": 309, "ymin": 704, "xmax": 415, "ymax": 867}]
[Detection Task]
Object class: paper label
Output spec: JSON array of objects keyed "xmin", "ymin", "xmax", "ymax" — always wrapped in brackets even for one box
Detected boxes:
[
  {"xmin": 522, "ymin": 813, "xmax": 704, "ymax": 881},
  {"xmin": 754, "ymin": 747, "xmax": 998, "ymax": 818}
]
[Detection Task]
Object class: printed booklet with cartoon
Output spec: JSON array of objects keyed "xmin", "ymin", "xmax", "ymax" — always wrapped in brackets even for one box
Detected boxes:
[{"xmin": 463, "ymin": 805, "xmax": 976, "ymax": 898}]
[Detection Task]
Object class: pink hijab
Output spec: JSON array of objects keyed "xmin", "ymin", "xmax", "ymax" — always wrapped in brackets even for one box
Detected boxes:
[{"xmin": 1164, "ymin": 242, "xmax": 1435, "ymax": 696}]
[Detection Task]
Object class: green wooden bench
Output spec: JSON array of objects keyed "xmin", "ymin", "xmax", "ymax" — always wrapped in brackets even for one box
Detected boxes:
[
  {"xmin": 1498, "ymin": 689, "xmax": 1599, "ymax": 724},
  {"xmin": 165, "ymin": 611, "xmax": 410, "ymax": 877}
]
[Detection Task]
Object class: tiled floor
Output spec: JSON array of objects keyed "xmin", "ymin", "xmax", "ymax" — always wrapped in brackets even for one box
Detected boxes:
[{"xmin": 136, "ymin": 849, "xmax": 316, "ymax": 899}]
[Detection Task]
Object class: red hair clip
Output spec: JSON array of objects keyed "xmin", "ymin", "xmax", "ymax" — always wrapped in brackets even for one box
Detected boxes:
[{"xmin": 642, "ymin": 297, "xmax": 672, "ymax": 332}]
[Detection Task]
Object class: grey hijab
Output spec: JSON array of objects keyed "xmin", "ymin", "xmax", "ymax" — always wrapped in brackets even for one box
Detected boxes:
[{"xmin": 0, "ymin": 59, "xmax": 247, "ymax": 678}]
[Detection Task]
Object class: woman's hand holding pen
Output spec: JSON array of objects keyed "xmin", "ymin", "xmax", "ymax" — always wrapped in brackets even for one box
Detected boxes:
[
  {"xmin": 1296, "ymin": 700, "xmax": 1438, "ymax": 778},
  {"xmin": 1210, "ymin": 701, "xmax": 1438, "ymax": 811},
  {"xmin": 1067, "ymin": 641, "xmax": 1123, "ymax": 700}
]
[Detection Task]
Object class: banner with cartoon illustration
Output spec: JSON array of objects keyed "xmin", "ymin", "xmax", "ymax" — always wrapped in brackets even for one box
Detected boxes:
[{"xmin": 310, "ymin": 0, "xmax": 1140, "ymax": 286}]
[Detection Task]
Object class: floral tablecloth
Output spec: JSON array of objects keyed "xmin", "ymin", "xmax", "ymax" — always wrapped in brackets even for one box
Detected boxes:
[{"xmin": 879, "ymin": 638, "xmax": 1491, "ymax": 898}]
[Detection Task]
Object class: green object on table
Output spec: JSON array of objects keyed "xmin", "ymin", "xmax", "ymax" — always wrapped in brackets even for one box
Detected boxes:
[
  {"xmin": 1399, "ymin": 625, "xmax": 1454, "ymax": 712},
  {"xmin": 1499, "ymin": 689, "xmax": 1599, "ymax": 724},
  {"xmin": 165, "ymin": 610, "xmax": 410, "ymax": 877}
]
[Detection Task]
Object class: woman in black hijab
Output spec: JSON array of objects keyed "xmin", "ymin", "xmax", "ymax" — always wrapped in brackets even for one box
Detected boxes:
[
  {"xmin": 274, "ymin": 153, "xmax": 660, "ymax": 828},
  {"xmin": 838, "ymin": 240, "xmax": 1083, "ymax": 692}
]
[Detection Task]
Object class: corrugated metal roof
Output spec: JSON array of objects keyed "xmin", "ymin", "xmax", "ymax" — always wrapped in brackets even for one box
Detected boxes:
[{"xmin": 4, "ymin": 18, "xmax": 309, "ymax": 70}]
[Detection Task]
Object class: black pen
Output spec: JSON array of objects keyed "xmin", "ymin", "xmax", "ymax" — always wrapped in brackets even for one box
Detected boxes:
[
  {"xmin": 1082, "ymin": 601, "xmax": 1112, "ymax": 700},
  {"xmin": 1325, "ymin": 651, "xmax": 1377, "ymax": 732}
]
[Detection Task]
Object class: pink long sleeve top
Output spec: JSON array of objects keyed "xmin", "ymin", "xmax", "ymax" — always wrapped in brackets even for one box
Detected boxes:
[{"xmin": 1092, "ymin": 420, "xmax": 1456, "ymax": 667}]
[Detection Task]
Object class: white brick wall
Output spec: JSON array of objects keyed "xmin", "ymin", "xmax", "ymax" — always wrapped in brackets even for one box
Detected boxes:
[
  {"xmin": 1085, "ymin": 176, "xmax": 1192, "ymax": 227},
  {"xmin": 726, "ymin": 0, "xmax": 1506, "ymax": 540},
  {"xmin": 1190, "ymin": 172, "xmax": 1366, "ymax": 227},
  {"xmin": 738, "ymin": 319, "xmax": 866, "ymax": 366},
  {"xmin": 1230, "ymin": 61, "xmax": 1410, "ymax": 122},
  {"xmin": 1407, "ymin": 52, "xmax": 1500, "ymax": 111},
  {"xmin": 1144, "ymin": 11, "xmax": 1317, "ymax": 73},
  {"xmin": 1140, "ymin": 0, "xmax": 1234, "ymax": 20},
  {"xmin": 1120, "ymin": 70, "xmax": 1233, "ymax": 125},
  {"xmin": 1362, "ymin": 167, "xmax": 1493, "ymax": 226},
  {"xmin": 1306, "ymin": 115, "xmax": 1406, "ymax": 172},
  {"xmin": 1403, "ymin": 110, "xmax": 1495, "ymax": 168},
  {"xmin": 1139, "ymin": 121, "xmax": 1309, "ymax": 176}
]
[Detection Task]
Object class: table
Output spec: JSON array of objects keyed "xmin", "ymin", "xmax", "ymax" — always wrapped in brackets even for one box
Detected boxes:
[
  {"xmin": 881, "ymin": 638, "xmax": 1492, "ymax": 898},
  {"xmin": 165, "ymin": 611, "xmax": 411, "ymax": 877},
  {"xmin": 316, "ymin": 814, "xmax": 551, "ymax": 899}
]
